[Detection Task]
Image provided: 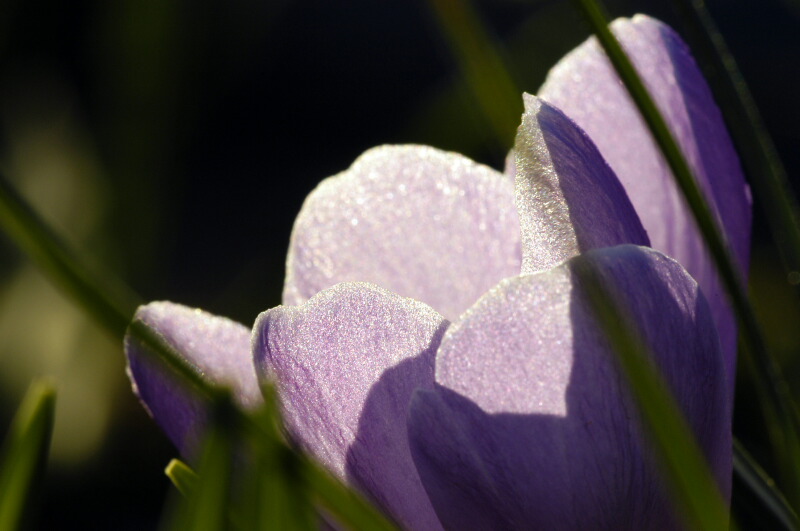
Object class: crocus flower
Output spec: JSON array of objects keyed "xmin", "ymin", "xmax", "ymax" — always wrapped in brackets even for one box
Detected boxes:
[{"xmin": 125, "ymin": 15, "xmax": 750, "ymax": 530}]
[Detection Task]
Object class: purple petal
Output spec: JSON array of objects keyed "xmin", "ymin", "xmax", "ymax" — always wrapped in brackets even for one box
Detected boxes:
[
  {"xmin": 124, "ymin": 301, "xmax": 259, "ymax": 454},
  {"xmin": 540, "ymin": 15, "xmax": 752, "ymax": 392},
  {"xmin": 408, "ymin": 245, "xmax": 730, "ymax": 529},
  {"xmin": 283, "ymin": 145, "xmax": 521, "ymax": 320},
  {"xmin": 253, "ymin": 282, "xmax": 447, "ymax": 530},
  {"xmin": 515, "ymin": 95, "xmax": 649, "ymax": 274}
]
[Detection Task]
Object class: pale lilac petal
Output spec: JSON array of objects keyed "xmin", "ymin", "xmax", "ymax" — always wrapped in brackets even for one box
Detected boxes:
[
  {"xmin": 515, "ymin": 95, "xmax": 649, "ymax": 274},
  {"xmin": 283, "ymin": 145, "xmax": 522, "ymax": 320},
  {"xmin": 253, "ymin": 282, "xmax": 447, "ymax": 530},
  {"xmin": 124, "ymin": 301, "xmax": 259, "ymax": 454},
  {"xmin": 540, "ymin": 15, "xmax": 751, "ymax": 391},
  {"xmin": 504, "ymin": 148, "xmax": 516, "ymax": 181},
  {"xmin": 409, "ymin": 245, "xmax": 730, "ymax": 529}
]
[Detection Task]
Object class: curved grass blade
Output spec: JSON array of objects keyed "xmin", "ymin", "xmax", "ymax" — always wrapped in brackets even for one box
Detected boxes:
[
  {"xmin": 126, "ymin": 319, "xmax": 216, "ymax": 402},
  {"xmin": 734, "ymin": 439, "xmax": 800, "ymax": 530},
  {"xmin": 671, "ymin": 0, "xmax": 800, "ymax": 293},
  {"xmin": 0, "ymin": 171, "xmax": 216, "ymax": 401},
  {"xmin": 667, "ymin": 12, "xmax": 800, "ymax": 501},
  {"xmin": 167, "ymin": 393, "xmax": 236, "ymax": 531},
  {"xmin": 242, "ymin": 443, "xmax": 317, "ymax": 531},
  {"xmin": 0, "ymin": 150, "xmax": 403, "ymax": 529},
  {"xmin": 574, "ymin": 262, "xmax": 732, "ymax": 531},
  {"xmin": 232, "ymin": 387, "xmax": 314, "ymax": 531},
  {"xmin": 249, "ymin": 384, "xmax": 393, "ymax": 530},
  {"xmin": 0, "ymin": 380, "xmax": 56, "ymax": 531},
  {"xmin": 166, "ymin": 459, "xmax": 199, "ymax": 498},
  {"xmin": 425, "ymin": 0, "xmax": 522, "ymax": 151},
  {"xmin": 164, "ymin": 385, "xmax": 395, "ymax": 530},
  {"xmin": 0, "ymin": 173, "xmax": 139, "ymax": 338},
  {"xmin": 301, "ymin": 459, "xmax": 398, "ymax": 531},
  {"xmin": 571, "ymin": 0, "xmax": 800, "ymax": 508}
]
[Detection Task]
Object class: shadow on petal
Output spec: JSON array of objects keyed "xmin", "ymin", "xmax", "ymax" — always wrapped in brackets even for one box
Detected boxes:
[
  {"xmin": 408, "ymin": 246, "xmax": 730, "ymax": 530},
  {"xmin": 346, "ymin": 329, "xmax": 447, "ymax": 531}
]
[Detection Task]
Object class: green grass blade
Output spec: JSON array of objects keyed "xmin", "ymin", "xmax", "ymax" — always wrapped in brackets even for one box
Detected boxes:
[
  {"xmin": 234, "ymin": 390, "xmax": 315, "ymax": 531},
  {"xmin": 163, "ymin": 387, "xmax": 394, "ymax": 530},
  {"xmin": 669, "ymin": 0, "xmax": 800, "ymax": 502},
  {"xmin": 168, "ymin": 394, "xmax": 236, "ymax": 531},
  {"xmin": 127, "ymin": 320, "xmax": 216, "ymax": 402},
  {"xmin": 248, "ymin": 384, "xmax": 390, "ymax": 530},
  {"xmin": 166, "ymin": 459, "xmax": 199, "ymax": 498},
  {"xmin": 571, "ymin": 0, "xmax": 800, "ymax": 508},
  {"xmin": 246, "ymin": 445, "xmax": 316, "ymax": 531},
  {"xmin": 0, "ymin": 171, "xmax": 217, "ymax": 401},
  {"xmin": 0, "ymin": 173, "xmax": 139, "ymax": 338},
  {"xmin": 0, "ymin": 380, "xmax": 57, "ymax": 531},
  {"xmin": 425, "ymin": 0, "xmax": 522, "ymax": 151},
  {"xmin": 671, "ymin": 0, "xmax": 800, "ymax": 290},
  {"xmin": 575, "ymin": 263, "xmax": 731, "ymax": 531},
  {"xmin": 301, "ymin": 459, "xmax": 398, "ymax": 531},
  {"xmin": 733, "ymin": 439, "xmax": 800, "ymax": 530}
]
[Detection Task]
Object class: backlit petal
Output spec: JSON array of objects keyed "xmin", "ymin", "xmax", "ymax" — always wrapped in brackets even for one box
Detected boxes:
[
  {"xmin": 515, "ymin": 95, "xmax": 649, "ymax": 274},
  {"xmin": 254, "ymin": 282, "xmax": 447, "ymax": 530},
  {"xmin": 283, "ymin": 145, "xmax": 521, "ymax": 320},
  {"xmin": 540, "ymin": 15, "xmax": 751, "ymax": 390},
  {"xmin": 124, "ymin": 301, "xmax": 259, "ymax": 454},
  {"xmin": 409, "ymin": 245, "xmax": 730, "ymax": 529}
]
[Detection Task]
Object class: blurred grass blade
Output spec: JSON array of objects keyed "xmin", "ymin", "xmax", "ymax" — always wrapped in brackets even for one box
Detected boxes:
[
  {"xmin": 571, "ymin": 0, "xmax": 800, "ymax": 506},
  {"xmin": 166, "ymin": 459, "xmax": 199, "ymax": 498},
  {"xmin": 246, "ymin": 444, "xmax": 316, "ymax": 531},
  {"xmin": 168, "ymin": 394, "xmax": 236, "ymax": 531},
  {"xmin": 235, "ymin": 389, "xmax": 315, "ymax": 530},
  {"xmin": 163, "ymin": 386, "xmax": 394, "ymax": 530},
  {"xmin": 575, "ymin": 263, "xmax": 731, "ymax": 531},
  {"xmin": 0, "ymin": 380, "xmax": 56, "ymax": 531},
  {"xmin": 302, "ymin": 459, "xmax": 398, "ymax": 531},
  {"xmin": 127, "ymin": 320, "xmax": 215, "ymax": 402},
  {"xmin": 425, "ymin": 0, "xmax": 522, "ymax": 151},
  {"xmin": 734, "ymin": 439, "xmax": 800, "ymax": 530},
  {"xmin": 0, "ymin": 171, "xmax": 216, "ymax": 400},
  {"xmin": 0, "ymin": 173, "xmax": 139, "ymax": 338},
  {"xmin": 248, "ymin": 384, "xmax": 390, "ymax": 530},
  {"xmin": 671, "ymin": 0, "xmax": 800, "ymax": 289}
]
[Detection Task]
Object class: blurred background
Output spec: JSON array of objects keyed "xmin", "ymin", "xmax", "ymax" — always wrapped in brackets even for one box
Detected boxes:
[{"xmin": 0, "ymin": 0, "xmax": 797, "ymax": 528}]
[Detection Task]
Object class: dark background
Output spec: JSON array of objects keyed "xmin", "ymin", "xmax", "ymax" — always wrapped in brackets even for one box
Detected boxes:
[{"xmin": 0, "ymin": 0, "xmax": 798, "ymax": 528}]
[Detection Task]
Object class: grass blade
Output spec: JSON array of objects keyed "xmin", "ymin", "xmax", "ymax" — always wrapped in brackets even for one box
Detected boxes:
[
  {"xmin": 0, "ymin": 173, "xmax": 139, "ymax": 338},
  {"xmin": 733, "ymin": 439, "xmax": 800, "ymax": 530},
  {"xmin": 571, "ymin": 0, "xmax": 800, "ymax": 508},
  {"xmin": 425, "ymin": 0, "xmax": 522, "ymax": 151},
  {"xmin": 249, "ymin": 384, "xmax": 391, "ymax": 530},
  {"xmin": 669, "ymin": 0, "xmax": 800, "ymax": 501},
  {"xmin": 165, "ymin": 459, "xmax": 199, "ymax": 498},
  {"xmin": 244, "ymin": 444, "xmax": 316, "ymax": 531},
  {"xmin": 575, "ymin": 262, "xmax": 731, "ymax": 531},
  {"xmin": 167, "ymin": 394, "xmax": 236, "ymax": 531},
  {"xmin": 0, "ymin": 380, "xmax": 57, "ymax": 531},
  {"xmin": 302, "ymin": 459, "xmax": 398, "ymax": 531},
  {"xmin": 0, "ymin": 171, "xmax": 217, "ymax": 401},
  {"xmin": 671, "ymin": 0, "xmax": 800, "ymax": 291}
]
